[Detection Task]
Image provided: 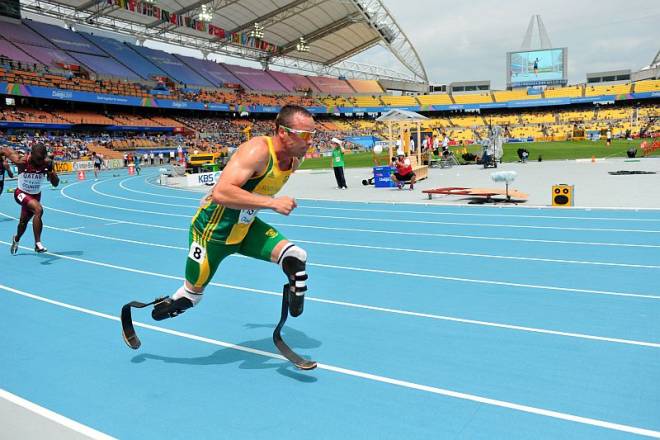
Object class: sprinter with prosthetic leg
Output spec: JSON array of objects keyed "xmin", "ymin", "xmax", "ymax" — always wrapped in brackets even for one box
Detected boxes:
[{"xmin": 121, "ymin": 105, "xmax": 317, "ymax": 369}]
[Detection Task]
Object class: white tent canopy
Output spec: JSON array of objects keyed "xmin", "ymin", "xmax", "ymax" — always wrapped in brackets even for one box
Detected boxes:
[{"xmin": 376, "ymin": 108, "xmax": 428, "ymax": 122}]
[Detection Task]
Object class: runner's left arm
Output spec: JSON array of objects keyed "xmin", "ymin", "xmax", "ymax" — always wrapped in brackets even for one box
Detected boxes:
[{"xmin": 46, "ymin": 159, "xmax": 59, "ymax": 187}]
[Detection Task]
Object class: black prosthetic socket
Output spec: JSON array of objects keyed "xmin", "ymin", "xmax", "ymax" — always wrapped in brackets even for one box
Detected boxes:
[
  {"xmin": 151, "ymin": 297, "xmax": 194, "ymax": 321},
  {"xmin": 282, "ymin": 256, "xmax": 308, "ymax": 317}
]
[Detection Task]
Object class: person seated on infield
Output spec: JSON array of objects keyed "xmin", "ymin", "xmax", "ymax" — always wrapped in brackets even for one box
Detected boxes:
[{"xmin": 391, "ymin": 153, "xmax": 416, "ymax": 190}]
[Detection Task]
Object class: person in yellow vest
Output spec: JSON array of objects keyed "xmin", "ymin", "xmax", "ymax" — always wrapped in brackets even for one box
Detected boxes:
[{"xmin": 139, "ymin": 105, "xmax": 314, "ymax": 324}]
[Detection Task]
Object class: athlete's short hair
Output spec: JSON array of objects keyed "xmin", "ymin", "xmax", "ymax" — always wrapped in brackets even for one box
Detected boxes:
[
  {"xmin": 31, "ymin": 143, "xmax": 47, "ymax": 160},
  {"xmin": 275, "ymin": 105, "xmax": 313, "ymax": 131}
]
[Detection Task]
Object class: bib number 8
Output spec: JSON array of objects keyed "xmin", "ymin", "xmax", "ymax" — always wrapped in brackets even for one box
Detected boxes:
[{"xmin": 188, "ymin": 241, "xmax": 206, "ymax": 263}]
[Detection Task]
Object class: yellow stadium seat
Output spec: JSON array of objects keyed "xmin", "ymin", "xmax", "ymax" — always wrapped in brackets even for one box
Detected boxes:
[
  {"xmin": 634, "ymin": 80, "xmax": 660, "ymax": 93},
  {"xmin": 416, "ymin": 94, "xmax": 453, "ymax": 105},
  {"xmin": 492, "ymin": 90, "xmax": 541, "ymax": 102},
  {"xmin": 451, "ymin": 93, "xmax": 493, "ymax": 104},
  {"xmin": 584, "ymin": 83, "xmax": 632, "ymax": 96}
]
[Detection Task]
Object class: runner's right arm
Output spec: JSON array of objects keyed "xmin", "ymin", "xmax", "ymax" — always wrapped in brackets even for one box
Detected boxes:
[
  {"xmin": 1, "ymin": 147, "xmax": 22, "ymax": 164},
  {"xmin": 212, "ymin": 137, "xmax": 297, "ymax": 215}
]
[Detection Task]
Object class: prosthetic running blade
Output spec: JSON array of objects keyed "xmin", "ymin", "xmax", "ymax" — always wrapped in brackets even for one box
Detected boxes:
[
  {"xmin": 273, "ymin": 285, "xmax": 317, "ymax": 370},
  {"xmin": 121, "ymin": 298, "xmax": 165, "ymax": 349}
]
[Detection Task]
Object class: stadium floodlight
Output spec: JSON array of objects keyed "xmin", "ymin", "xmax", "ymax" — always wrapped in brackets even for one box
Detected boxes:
[
  {"xmin": 296, "ymin": 37, "xmax": 309, "ymax": 53},
  {"xmin": 249, "ymin": 22, "xmax": 264, "ymax": 39},
  {"xmin": 198, "ymin": 4, "xmax": 213, "ymax": 23}
]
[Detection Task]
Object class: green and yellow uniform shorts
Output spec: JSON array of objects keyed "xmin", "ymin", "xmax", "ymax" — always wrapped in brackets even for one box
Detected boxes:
[{"xmin": 185, "ymin": 217, "xmax": 287, "ymax": 289}]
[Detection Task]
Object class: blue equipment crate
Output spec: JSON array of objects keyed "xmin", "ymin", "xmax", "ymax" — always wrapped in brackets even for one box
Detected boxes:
[{"xmin": 373, "ymin": 166, "xmax": 395, "ymax": 188}]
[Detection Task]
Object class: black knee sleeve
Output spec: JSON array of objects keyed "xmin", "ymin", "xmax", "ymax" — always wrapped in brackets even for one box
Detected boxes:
[
  {"xmin": 151, "ymin": 297, "xmax": 194, "ymax": 321},
  {"xmin": 281, "ymin": 256, "xmax": 308, "ymax": 317}
]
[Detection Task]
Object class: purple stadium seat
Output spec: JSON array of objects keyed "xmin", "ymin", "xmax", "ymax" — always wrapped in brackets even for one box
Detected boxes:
[
  {"xmin": 80, "ymin": 33, "xmax": 167, "ymax": 81},
  {"xmin": 129, "ymin": 45, "xmax": 214, "ymax": 87},
  {"xmin": 11, "ymin": 42, "xmax": 80, "ymax": 68},
  {"xmin": 0, "ymin": 38, "xmax": 39, "ymax": 65},
  {"xmin": 1, "ymin": 20, "xmax": 55, "ymax": 48},
  {"xmin": 288, "ymin": 73, "xmax": 321, "ymax": 92},
  {"xmin": 307, "ymin": 76, "xmax": 354, "ymax": 94},
  {"xmin": 174, "ymin": 54, "xmax": 245, "ymax": 88},
  {"xmin": 222, "ymin": 63, "xmax": 287, "ymax": 92},
  {"xmin": 24, "ymin": 21, "xmax": 106, "ymax": 55},
  {"xmin": 70, "ymin": 52, "xmax": 141, "ymax": 80},
  {"xmin": 267, "ymin": 70, "xmax": 297, "ymax": 92}
]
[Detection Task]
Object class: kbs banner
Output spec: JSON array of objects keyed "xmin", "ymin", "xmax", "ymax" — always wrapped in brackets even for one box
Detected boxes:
[{"xmin": 185, "ymin": 171, "xmax": 221, "ymax": 186}]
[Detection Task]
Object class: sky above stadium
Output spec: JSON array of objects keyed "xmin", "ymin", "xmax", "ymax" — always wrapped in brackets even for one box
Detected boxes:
[{"xmin": 357, "ymin": 0, "xmax": 660, "ymax": 88}]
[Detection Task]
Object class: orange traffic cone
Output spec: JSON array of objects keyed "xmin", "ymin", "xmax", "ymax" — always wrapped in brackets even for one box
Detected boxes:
[
  {"xmin": 77, "ymin": 170, "xmax": 85, "ymax": 180},
  {"xmin": 591, "ymin": 155, "xmax": 596, "ymax": 163}
]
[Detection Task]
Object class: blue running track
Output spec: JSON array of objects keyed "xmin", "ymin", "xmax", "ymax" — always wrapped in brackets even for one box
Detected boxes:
[{"xmin": 1, "ymin": 168, "xmax": 659, "ymax": 439}]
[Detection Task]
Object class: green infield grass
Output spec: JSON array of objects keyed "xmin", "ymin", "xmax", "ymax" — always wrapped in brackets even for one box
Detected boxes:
[{"xmin": 298, "ymin": 138, "xmax": 657, "ymax": 170}]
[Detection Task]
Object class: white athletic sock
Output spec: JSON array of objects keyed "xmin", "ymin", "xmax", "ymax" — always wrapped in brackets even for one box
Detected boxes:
[{"xmin": 172, "ymin": 284, "xmax": 203, "ymax": 306}]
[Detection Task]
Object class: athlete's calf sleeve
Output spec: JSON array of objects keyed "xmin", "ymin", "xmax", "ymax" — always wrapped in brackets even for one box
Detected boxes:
[
  {"xmin": 277, "ymin": 244, "xmax": 308, "ymax": 317},
  {"xmin": 151, "ymin": 285, "xmax": 202, "ymax": 321}
]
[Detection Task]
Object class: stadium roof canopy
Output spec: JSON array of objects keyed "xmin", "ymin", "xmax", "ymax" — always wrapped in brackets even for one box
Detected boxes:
[{"xmin": 19, "ymin": 0, "xmax": 428, "ymax": 84}]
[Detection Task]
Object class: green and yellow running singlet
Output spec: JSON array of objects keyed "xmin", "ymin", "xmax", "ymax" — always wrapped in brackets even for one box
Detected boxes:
[{"xmin": 191, "ymin": 137, "xmax": 292, "ymax": 245}]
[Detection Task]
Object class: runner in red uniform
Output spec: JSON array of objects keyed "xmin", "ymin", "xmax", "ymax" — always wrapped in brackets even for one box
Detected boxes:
[{"xmin": 1, "ymin": 144, "xmax": 59, "ymax": 254}]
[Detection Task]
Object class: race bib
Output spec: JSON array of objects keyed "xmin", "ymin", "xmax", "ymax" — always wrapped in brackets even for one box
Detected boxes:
[
  {"xmin": 188, "ymin": 241, "xmax": 206, "ymax": 263},
  {"xmin": 238, "ymin": 208, "xmax": 258, "ymax": 225}
]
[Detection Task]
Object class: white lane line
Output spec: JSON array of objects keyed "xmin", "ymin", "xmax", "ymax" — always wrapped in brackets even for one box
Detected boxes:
[
  {"xmin": 91, "ymin": 182, "xmax": 197, "ymax": 207},
  {"xmin": 1, "ymin": 238, "xmax": 658, "ymax": 347},
  {"xmin": 1, "ymin": 283, "xmax": 659, "ymax": 439},
  {"xmin": 293, "ymin": 239, "xmax": 660, "ymax": 269},
  {"xmin": 292, "ymin": 195, "xmax": 660, "ymax": 212},
  {"xmin": 2, "ymin": 214, "xmax": 659, "ymax": 300},
  {"xmin": 278, "ymin": 223, "xmax": 660, "ymax": 248},
  {"xmin": 87, "ymin": 183, "xmax": 660, "ymax": 234},
  {"xmin": 51, "ymin": 188, "xmax": 660, "ymax": 248},
  {"xmin": 43, "ymin": 206, "xmax": 186, "ymax": 231},
  {"xmin": 120, "ymin": 178, "xmax": 660, "ymax": 223},
  {"xmin": 60, "ymin": 182, "xmax": 190, "ymax": 218},
  {"xmin": 289, "ymin": 205, "xmax": 660, "ymax": 223},
  {"xmin": 119, "ymin": 178, "xmax": 203, "ymax": 200},
  {"xmin": 310, "ymin": 261, "xmax": 660, "ymax": 300},
  {"xmin": 17, "ymin": 209, "xmax": 657, "ymax": 269},
  {"xmin": 0, "ymin": 388, "xmax": 116, "ymax": 440}
]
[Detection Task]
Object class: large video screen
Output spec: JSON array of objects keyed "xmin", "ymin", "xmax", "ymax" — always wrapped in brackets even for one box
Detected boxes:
[
  {"xmin": 507, "ymin": 48, "xmax": 566, "ymax": 86},
  {"xmin": 0, "ymin": 0, "xmax": 21, "ymax": 19}
]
